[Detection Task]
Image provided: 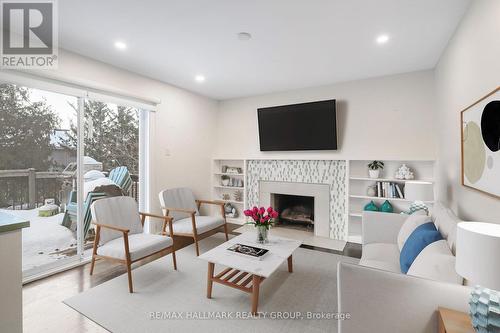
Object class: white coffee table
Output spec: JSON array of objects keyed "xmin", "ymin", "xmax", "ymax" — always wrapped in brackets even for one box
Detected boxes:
[{"xmin": 199, "ymin": 232, "xmax": 302, "ymax": 314}]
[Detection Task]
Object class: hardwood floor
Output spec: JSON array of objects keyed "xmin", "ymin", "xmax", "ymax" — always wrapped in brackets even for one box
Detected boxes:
[
  {"xmin": 22, "ymin": 226, "xmax": 240, "ymax": 333},
  {"xmin": 22, "ymin": 226, "xmax": 361, "ymax": 332}
]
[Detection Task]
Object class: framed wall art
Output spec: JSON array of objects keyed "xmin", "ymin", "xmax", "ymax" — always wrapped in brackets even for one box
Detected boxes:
[{"xmin": 461, "ymin": 87, "xmax": 500, "ymax": 198}]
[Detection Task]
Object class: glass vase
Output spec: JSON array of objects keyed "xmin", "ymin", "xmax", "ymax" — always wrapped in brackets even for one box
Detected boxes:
[{"xmin": 256, "ymin": 225, "xmax": 269, "ymax": 244}]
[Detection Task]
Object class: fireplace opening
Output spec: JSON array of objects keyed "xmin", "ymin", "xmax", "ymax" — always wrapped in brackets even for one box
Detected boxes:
[{"xmin": 272, "ymin": 193, "xmax": 314, "ymax": 231}]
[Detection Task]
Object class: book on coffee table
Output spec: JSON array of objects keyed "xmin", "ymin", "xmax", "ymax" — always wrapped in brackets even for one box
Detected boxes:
[{"xmin": 227, "ymin": 243, "xmax": 269, "ymax": 260}]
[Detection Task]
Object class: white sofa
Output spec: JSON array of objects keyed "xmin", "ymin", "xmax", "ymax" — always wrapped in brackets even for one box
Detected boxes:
[{"xmin": 337, "ymin": 203, "xmax": 471, "ymax": 333}]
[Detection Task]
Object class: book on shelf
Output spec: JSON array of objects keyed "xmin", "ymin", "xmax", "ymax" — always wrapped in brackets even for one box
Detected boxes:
[{"xmin": 374, "ymin": 181, "xmax": 405, "ymax": 199}]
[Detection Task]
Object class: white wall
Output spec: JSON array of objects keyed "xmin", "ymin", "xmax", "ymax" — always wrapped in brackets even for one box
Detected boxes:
[
  {"xmin": 435, "ymin": 0, "xmax": 500, "ymax": 222},
  {"xmin": 54, "ymin": 50, "xmax": 218, "ymax": 214},
  {"xmin": 214, "ymin": 70, "xmax": 436, "ymax": 161}
]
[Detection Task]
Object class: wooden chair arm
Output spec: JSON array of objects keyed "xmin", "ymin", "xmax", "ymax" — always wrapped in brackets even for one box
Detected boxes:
[
  {"xmin": 162, "ymin": 206, "xmax": 197, "ymax": 215},
  {"xmin": 92, "ymin": 221, "xmax": 129, "ymax": 233},
  {"xmin": 139, "ymin": 212, "xmax": 173, "ymax": 221},
  {"xmin": 195, "ymin": 199, "xmax": 224, "ymax": 207},
  {"xmin": 195, "ymin": 200, "xmax": 226, "ymax": 219}
]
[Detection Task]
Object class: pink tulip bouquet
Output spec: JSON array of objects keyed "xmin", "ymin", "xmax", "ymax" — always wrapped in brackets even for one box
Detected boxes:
[{"xmin": 243, "ymin": 206, "xmax": 279, "ymax": 230}]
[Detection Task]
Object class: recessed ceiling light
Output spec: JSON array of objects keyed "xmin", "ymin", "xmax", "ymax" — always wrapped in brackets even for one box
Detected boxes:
[
  {"xmin": 114, "ymin": 41, "xmax": 127, "ymax": 50},
  {"xmin": 376, "ymin": 34, "xmax": 390, "ymax": 45},
  {"xmin": 195, "ymin": 75, "xmax": 205, "ymax": 83},
  {"xmin": 237, "ymin": 32, "xmax": 252, "ymax": 41}
]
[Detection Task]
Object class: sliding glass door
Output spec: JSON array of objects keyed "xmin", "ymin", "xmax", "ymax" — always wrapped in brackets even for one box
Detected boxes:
[
  {"xmin": 0, "ymin": 83, "xmax": 81, "ymax": 275},
  {"xmin": 0, "ymin": 81, "xmax": 149, "ymax": 279}
]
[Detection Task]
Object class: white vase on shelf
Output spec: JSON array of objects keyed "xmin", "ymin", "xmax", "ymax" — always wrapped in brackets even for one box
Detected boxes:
[{"xmin": 368, "ymin": 169, "xmax": 380, "ymax": 179}]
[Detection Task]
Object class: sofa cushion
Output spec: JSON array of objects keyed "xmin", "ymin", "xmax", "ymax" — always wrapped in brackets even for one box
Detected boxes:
[
  {"xmin": 400, "ymin": 222, "xmax": 443, "ymax": 273},
  {"xmin": 97, "ymin": 233, "xmax": 173, "ymax": 261},
  {"xmin": 360, "ymin": 243, "xmax": 401, "ymax": 273},
  {"xmin": 397, "ymin": 214, "xmax": 433, "ymax": 251},
  {"xmin": 407, "ymin": 240, "xmax": 463, "ymax": 284},
  {"xmin": 167, "ymin": 215, "xmax": 225, "ymax": 235}
]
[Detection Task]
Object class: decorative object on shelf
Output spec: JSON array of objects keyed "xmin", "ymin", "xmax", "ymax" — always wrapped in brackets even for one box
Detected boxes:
[
  {"xmin": 368, "ymin": 160, "xmax": 384, "ymax": 179},
  {"xmin": 395, "ymin": 164, "xmax": 415, "ymax": 180},
  {"xmin": 461, "ymin": 87, "xmax": 500, "ymax": 198},
  {"xmin": 244, "ymin": 206, "xmax": 278, "ymax": 244},
  {"xmin": 224, "ymin": 203, "xmax": 238, "ymax": 218},
  {"xmin": 456, "ymin": 222, "xmax": 500, "ymax": 333},
  {"xmin": 221, "ymin": 165, "xmax": 228, "ymax": 173},
  {"xmin": 404, "ymin": 181, "xmax": 434, "ymax": 214},
  {"xmin": 363, "ymin": 200, "xmax": 379, "ymax": 211},
  {"xmin": 221, "ymin": 193, "xmax": 230, "ymax": 201},
  {"xmin": 366, "ymin": 184, "xmax": 377, "ymax": 197},
  {"xmin": 380, "ymin": 200, "xmax": 393, "ymax": 213},
  {"xmin": 234, "ymin": 190, "xmax": 243, "ymax": 202},
  {"xmin": 221, "ymin": 175, "xmax": 230, "ymax": 186},
  {"xmin": 226, "ymin": 166, "xmax": 242, "ymax": 174}
]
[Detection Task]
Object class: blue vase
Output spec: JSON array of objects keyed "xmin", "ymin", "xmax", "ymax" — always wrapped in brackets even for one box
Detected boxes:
[
  {"xmin": 381, "ymin": 200, "xmax": 393, "ymax": 213},
  {"xmin": 364, "ymin": 201, "xmax": 379, "ymax": 212}
]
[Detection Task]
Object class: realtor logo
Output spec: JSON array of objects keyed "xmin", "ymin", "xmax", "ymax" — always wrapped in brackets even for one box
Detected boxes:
[{"xmin": 1, "ymin": 0, "xmax": 58, "ymax": 68}]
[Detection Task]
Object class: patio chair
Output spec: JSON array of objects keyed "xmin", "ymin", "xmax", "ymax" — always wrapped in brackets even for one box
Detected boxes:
[
  {"xmin": 90, "ymin": 196, "xmax": 176, "ymax": 293},
  {"xmin": 159, "ymin": 188, "xmax": 229, "ymax": 256},
  {"xmin": 108, "ymin": 166, "xmax": 132, "ymax": 195},
  {"xmin": 64, "ymin": 166, "xmax": 132, "ymax": 238}
]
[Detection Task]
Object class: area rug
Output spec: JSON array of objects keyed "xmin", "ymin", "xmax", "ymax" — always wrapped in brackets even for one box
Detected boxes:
[{"xmin": 64, "ymin": 233, "xmax": 358, "ymax": 333}]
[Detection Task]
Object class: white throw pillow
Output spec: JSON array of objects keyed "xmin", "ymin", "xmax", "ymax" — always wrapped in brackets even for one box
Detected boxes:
[
  {"xmin": 407, "ymin": 240, "xmax": 463, "ymax": 285},
  {"xmin": 397, "ymin": 214, "xmax": 432, "ymax": 251}
]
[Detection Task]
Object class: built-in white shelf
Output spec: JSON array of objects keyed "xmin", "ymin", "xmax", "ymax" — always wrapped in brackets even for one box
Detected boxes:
[
  {"xmin": 349, "ymin": 177, "xmax": 434, "ymax": 183},
  {"xmin": 347, "ymin": 160, "xmax": 435, "ymax": 245},
  {"xmin": 350, "ymin": 194, "xmax": 435, "ymax": 203},
  {"xmin": 212, "ymin": 159, "xmax": 247, "ymax": 225},
  {"xmin": 213, "ymin": 185, "xmax": 245, "ymax": 190},
  {"xmin": 220, "ymin": 200, "xmax": 244, "ymax": 205}
]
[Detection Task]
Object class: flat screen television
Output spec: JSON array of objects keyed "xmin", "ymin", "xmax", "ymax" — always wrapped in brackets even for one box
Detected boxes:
[{"xmin": 257, "ymin": 99, "xmax": 337, "ymax": 151}]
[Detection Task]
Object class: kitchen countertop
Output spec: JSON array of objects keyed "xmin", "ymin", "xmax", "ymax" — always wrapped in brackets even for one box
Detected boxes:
[{"xmin": 0, "ymin": 211, "xmax": 30, "ymax": 233}]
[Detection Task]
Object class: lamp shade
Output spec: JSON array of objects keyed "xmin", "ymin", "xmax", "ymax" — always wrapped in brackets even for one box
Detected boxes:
[
  {"xmin": 404, "ymin": 181, "xmax": 434, "ymax": 201},
  {"xmin": 456, "ymin": 222, "xmax": 500, "ymax": 290}
]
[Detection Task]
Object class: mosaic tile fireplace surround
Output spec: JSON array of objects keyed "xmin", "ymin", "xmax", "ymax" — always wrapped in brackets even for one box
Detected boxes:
[{"xmin": 246, "ymin": 160, "xmax": 347, "ymax": 240}]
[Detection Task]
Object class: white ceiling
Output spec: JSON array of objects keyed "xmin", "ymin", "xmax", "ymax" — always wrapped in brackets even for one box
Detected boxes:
[{"xmin": 59, "ymin": 0, "xmax": 471, "ymax": 100}]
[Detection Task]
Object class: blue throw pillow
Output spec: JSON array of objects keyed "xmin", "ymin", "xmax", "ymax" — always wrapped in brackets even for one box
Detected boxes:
[{"xmin": 399, "ymin": 222, "xmax": 443, "ymax": 274}]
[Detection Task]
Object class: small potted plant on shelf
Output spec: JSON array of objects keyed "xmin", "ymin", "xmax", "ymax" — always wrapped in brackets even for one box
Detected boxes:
[
  {"xmin": 368, "ymin": 160, "xmax": 384, "ymax": 179},
  {"xmin": 221, "ymin": 175, "xmax": 230, "ymax": 186},
  {"xmin": 244, "ymin": 206, "xmax": 278, "ymax": 244}
]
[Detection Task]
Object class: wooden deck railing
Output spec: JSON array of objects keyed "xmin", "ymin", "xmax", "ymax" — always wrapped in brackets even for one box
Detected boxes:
[{"xmin": 0, "ymin": 169, "xmax": 139, "ymax": 209}]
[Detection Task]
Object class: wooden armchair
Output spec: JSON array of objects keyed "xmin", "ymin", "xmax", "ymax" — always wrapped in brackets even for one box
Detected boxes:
[
  {"xmin": 90, "ymin": 196, "xmax": 176, "ymax": 293},
  {"xmin": 159, "ymin": 188, "xmax": 229, "ymax": 256}
]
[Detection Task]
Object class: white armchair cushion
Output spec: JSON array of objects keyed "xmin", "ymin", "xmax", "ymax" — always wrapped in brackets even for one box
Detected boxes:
[
  {"xmin": 97, "ymin": 233, "xmax": 173, "ymax": 261},
  {"xmin": 359, "ymin": 243, "xmax": 401, "ymax": 273},
  {"xmin": 397, "ymin": 214, "xmax": 433, "ymax": 251},
  {"xmin": 91, "ymin": 196, "xmax": 143, "ymax": 245},
  {"xmin": 167, "ymin": 215, "xmax": 224, "ymax": 235},
  {"xmin": 407, "ymin": 239, "xmax": 463, "ymax": 284}
]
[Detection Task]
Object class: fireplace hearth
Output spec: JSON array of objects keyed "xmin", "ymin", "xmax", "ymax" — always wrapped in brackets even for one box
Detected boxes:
[{"xmin": 272, "ymin": 193, "xmax": 314, "ymax": 231}]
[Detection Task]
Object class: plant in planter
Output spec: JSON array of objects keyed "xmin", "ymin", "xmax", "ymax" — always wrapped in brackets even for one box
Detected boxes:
[
  {"xmin": 368, "ymin": 160, "xmax": 384, "ymax": 179},
  {"xmin": 244, "ymin": 206, "xmax": 278, "ymax": 244},
  {"xmin": 221, "ymin": 175, "xmax": 230, "ymax": 186}
]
